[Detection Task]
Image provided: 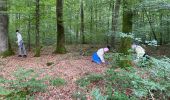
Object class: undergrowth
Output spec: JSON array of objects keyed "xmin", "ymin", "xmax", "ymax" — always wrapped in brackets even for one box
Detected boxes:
[
  {"xmin": 0, "ymin": 68, "xmax": 47, "ymax": 99},
  {"xmin": 76, "ymin": 53, "xmax": 170, "ymax": 100}
]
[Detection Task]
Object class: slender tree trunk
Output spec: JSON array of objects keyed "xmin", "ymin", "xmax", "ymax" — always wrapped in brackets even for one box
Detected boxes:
[
  {"xmin": 111, "ymin": 0, "xmax": 121, "ymax": 48},
  {"xmin": 76, "ymin": 14, "xmax": 79, "ymax": 43},
  {"xmin": 167, "ymin": 15, "xmax": 170, "ymax": 43},
  {"xmin": 90, "ymin": 0, "xmax": 93, "ymax": 34},
  {"xmin": 69, "ymin": 9, "xmax": 72, "ymax": 44},
  {"xmin": 159, "ymin": 13, "xmax": 163, "ymax": 45},
  {"xmin": 95, "ymin": 0, "xmax": 98, "ymax": 33},
  {"xmin": 80, "ymin": 0, "xmax": 85, "ymax": 44},
  {"xmin": 0, "ymin": 0, "xmax": 8, "ymax": 53},
  {"xmin": 54, "ymin": 0, "xmax": 66, "ymax": 54},
  {"xmin": 34, "ymin": 0, "xmax": 40, "ymax": 57},
  {"xmin": 27, "ymin": 15, "xmax": 31, "ymax": 51},
  {"xmin": 144, "ymin": 9, "xmax": 157, "ymax": 41}
]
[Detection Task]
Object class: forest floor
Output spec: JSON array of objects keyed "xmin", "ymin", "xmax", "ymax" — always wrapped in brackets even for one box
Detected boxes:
[
  {"xmin": 0, "ymin": 44, "xmax": 170, "ymax": 99},
  {"xmin": 0, "ymin": 45, "xmax": 108, "ymax": 100}
]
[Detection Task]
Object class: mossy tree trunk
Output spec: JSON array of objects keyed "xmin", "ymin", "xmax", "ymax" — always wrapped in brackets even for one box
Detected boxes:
[
  {"xmin": 54, "ymin": 0, "xmax": 66, "ymax": 54},
  {"xmin": 119, "ymin": 0, "xmax": 133, "ymax": 68},
  {"xmin": 111, "ymin": 0, "xmax": 121, "ymax": 48}
]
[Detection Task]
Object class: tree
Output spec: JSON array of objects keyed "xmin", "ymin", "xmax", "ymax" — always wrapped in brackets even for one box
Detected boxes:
[
  {"xmin": 80, "ymin": 0, "xmax": 85, "ymax": 44},
  {"xmin": 111, "ymin": 0, "xmax": 121, "ymax": 48},
  {"xmin": 54, "ymin": 0, "xmax": 66, "ymax": 54},
  {"xmin": 34, "ymin": 0, "xmax": 41, "ymax": 57},
  {"xmin": 119, "ymin": 0, "xmax": 133, "ymax": 68},
  {"xmin": 0, "ymin": 0, "xmax": 8, "ymax": 53}
]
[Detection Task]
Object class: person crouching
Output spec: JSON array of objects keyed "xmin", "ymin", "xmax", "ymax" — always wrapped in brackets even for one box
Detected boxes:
[{"xmin": 92, "ymin": 46, "xmax": 110, "ymax": 64}]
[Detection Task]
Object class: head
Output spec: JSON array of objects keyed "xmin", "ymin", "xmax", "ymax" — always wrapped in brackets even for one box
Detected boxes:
[
  {"xmin": 131, "ymin": 43, "xmax": 137, "ymax": 50},
  {"xmin": 16, "ymin": 30, "xmax": 19, "ymax": 32},
  {"xmin": 104, "ymin": 45, "xmax": 110, "ymax": 52}
]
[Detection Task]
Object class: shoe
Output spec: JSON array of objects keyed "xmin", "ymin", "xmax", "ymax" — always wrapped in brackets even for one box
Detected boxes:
[
  {"xmin": 23, "ymin": 55, "xmax": 27, "ymax": 58},
  {"xmin": 18, "ymin": 55, "xmax": 22, "ymax": 57}
]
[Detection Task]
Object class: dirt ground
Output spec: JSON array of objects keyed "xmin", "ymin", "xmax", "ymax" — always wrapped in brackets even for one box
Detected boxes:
[
  {"xmin": 0, "ymin": 44, "xmax": 169, "ymax": 99},
  {"xmin": 0, "ymin": 45, "xmax": 108, "ymax": 100}
]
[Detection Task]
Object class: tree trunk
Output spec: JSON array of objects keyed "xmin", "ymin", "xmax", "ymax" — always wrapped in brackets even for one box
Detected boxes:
[
  {"xmin": 167, "ymin": 15, "xmax": 170, "ymax": 44},
  {"xmin": 119, "ymin": 0, "xmax": 132, "ymax": 54},
  {"xmin": 90, "ymin": 0, "xmax": 93, "ymax": 34},
  {"xmin": 111, "ymin": 0, "xmax": 121, "ymax": 48},
  {"xmin": 27, "ymin": 15, "xmax": 31, "ymax": 51},
  {"xmin": 54, "ymin": 0, "xmax": 66, "ymax": 54},
  {"xmin": 144, "ymin": 9, "xmax": 157, "ymax": 41},
  {"xmin": 34, "ymin": 0, "xmax": 40, "ymax": 57},
  {"xmin": 80, "ymin": 0, "xmax": 85, "ymax": 44},
  {"xmin": 119, "ymin": 0, "xmax": 133, "ymax": 68},
  {"xmin": 159, "ymin": 13, "xmax": 163, "ymax": 45},
  {"xmin": 0, "ymin": 0, "xmax": 8, "ymax": 53}
]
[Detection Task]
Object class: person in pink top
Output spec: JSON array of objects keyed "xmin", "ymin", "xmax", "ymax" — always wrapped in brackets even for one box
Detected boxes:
[{"xmin": 92, "ymin": 46, "xmax": 110, "ymax": 64}]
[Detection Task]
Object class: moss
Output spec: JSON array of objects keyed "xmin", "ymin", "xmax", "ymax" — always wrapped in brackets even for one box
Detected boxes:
[
  {"xmin": 34, "ymin": 47, "xmax": 41, "ymax": 57},
  {"xmin": 0, "ymin": 49, "xmax": 15, "ymax": 58},
  {"xmin": 119, "ymin": 37, "xmax": 132, "ymax": 68},
  {"xmin": 119, "ymin": 37, "xmax": 132, "ymax": 55},
  {"xmin": 54, "ymin": 46, "xmax": 66, "ymax": 54}
]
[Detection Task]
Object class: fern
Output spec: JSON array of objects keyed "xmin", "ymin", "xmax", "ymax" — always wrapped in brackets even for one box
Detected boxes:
[
  {"xmin": 0, "ymin": 68, "xmax": 47, "ymax": 99},
  {"xmin": 91, "ymin": 88, "xmax": 108, "ymax": 100},
  {"xmin": 76, "ymin": 73, "xmax": 103, "ymax": 87}
]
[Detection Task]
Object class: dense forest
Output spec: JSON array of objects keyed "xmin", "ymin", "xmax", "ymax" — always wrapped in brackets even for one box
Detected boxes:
[{"xmin": 0, "ymin": 0, "xmax": 170, "ymax": 99}]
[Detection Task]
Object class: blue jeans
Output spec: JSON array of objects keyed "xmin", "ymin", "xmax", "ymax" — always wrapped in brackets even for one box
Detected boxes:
[{"xmin": 92, "ymin": 52, "xmax": 102, "ymax": 64}]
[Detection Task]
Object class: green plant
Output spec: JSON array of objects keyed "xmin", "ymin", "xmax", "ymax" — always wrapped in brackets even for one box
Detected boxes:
[
  {"xmin": 50, "ymin": 77, "xmax": 66, "ymax": 86},
  {"xmin": 72, "ymin": 91, "xmax": 87, "ymax": 100},
  {"xmin": 91, "ymin": 88, "xmax": 108, "ymax": 100},
  {"xmin": 0, "ymin": 50, "xmax": 15, "ymax": 58},
  {"xmin": 0, "ymin": 68, "xmax": 47, "ymax": 99},
  {"xmin": 76, "ymin": 73, "xmax": 103, "ymax": 87}
]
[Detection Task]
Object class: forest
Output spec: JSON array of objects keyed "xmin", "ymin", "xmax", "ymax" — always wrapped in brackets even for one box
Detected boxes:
[{"xmin": 0, "ymin": 0, "xmax": 170, "ymax": 99}]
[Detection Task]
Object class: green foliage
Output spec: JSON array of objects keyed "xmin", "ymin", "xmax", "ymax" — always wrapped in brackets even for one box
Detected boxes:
[
  {"xmin": 54, "ymin": 46, "xmax": 67, "ymax": 54},
  {"xmin": 0, "ymin": 49, "xmax": 15, "ymax": 58},
  {"xmin": 0, "ymin": 68, "xmax": 47, "ymax": 99},
  {"xmin": 72, "ymin": 91, "xmax": 87, "ymax": 100},
  {"xmin": 91, "ymin": 88, "xmax": 108, "ymax": 100},
  {"xmin": 76, "ymin": 73, "xmax": 103, "ymax": 87},
  {"xmin": 112, "ymin": 91, "xmax": 131, "ymax": 100},
  {"xmin": 106, "ymin": 53, "xmax": 133, "ymax": 68},
  {"xmin": 136, "ymin": 57, "xmax": 153, "ymax": 67},
  {"xmin": 34, "ymin": 47, "xmax": 41, "ymax": 57},
  {"xmin": 50, "ymin": 78, "xmax": 66, "ymax": 87}
]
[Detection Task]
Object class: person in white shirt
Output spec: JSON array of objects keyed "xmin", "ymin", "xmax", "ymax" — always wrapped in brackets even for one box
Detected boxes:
[
  {"xmin": 131, "ymin": 43, "xmax": 148, "ymax": 62},
  {"xmin": 16, "ymin": 30, "xmax": 27, "ymax": 57},
  {"xmin": 92, "ymin": 46, "xmax": 110, "ymax": 64}
]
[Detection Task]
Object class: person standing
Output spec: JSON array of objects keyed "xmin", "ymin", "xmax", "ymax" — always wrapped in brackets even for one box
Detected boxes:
[{"xmin": 16, "ymin": 30, "xmax": 27, "ymax": 57}]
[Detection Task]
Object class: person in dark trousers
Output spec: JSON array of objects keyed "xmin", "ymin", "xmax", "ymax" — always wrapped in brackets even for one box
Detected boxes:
[
  {"xmin": 16, "ymin": 30, "xmax": 27, "ymax": 58},
  {"xmin": 92, "ymin": 46, "xmax": 110, "ymax": 64}
]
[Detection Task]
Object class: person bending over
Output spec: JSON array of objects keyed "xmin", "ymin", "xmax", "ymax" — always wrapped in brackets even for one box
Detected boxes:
[
  {"xmin": 92, "ymin": 46, "xmax": 110, "ymax": 64},
  {"xmin": 131, "ymin": 43, "xmax": 150, "ymax": 62}
]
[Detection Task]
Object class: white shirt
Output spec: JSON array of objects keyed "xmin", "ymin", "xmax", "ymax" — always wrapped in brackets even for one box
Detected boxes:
[
  {"xmin": 97, "ymin": 48, "xmax": 105, "ymax": 63},
  {"xmin": 16, "ymin": 32, "xmax": 23, "ymax": 46},
  {"xmin": 132, "ymin": 45, "xmax": 145, "ymax": 58}
]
